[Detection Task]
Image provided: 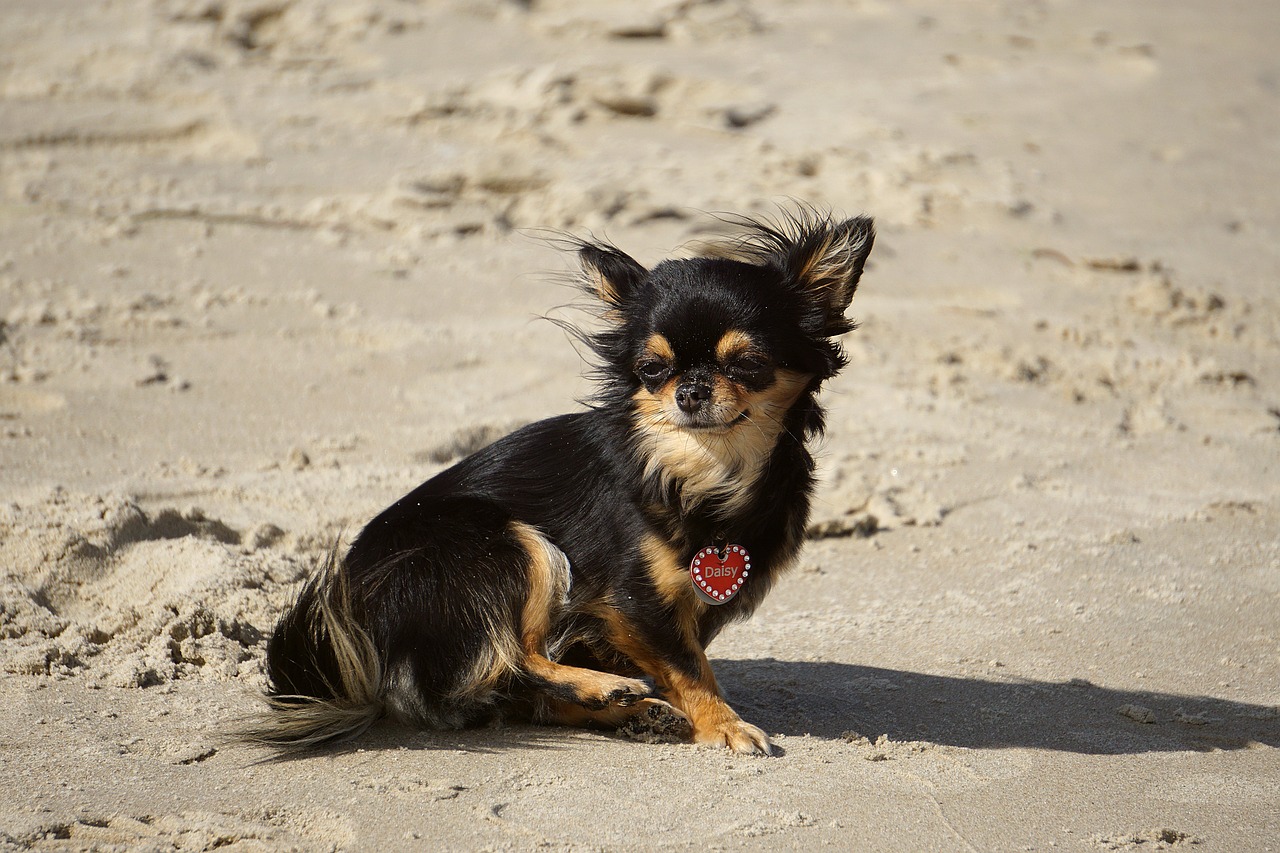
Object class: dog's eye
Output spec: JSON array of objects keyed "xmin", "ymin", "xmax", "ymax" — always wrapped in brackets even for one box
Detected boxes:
[
  {"xmin": 726, "ymin": 356, "xmax": 769, "ymax": 380},
  {"xmin": 638, "ymin": 361, "xmax": 670, "ymax": 382}
]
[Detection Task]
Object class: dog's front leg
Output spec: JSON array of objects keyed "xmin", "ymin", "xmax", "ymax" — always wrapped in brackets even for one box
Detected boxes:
[
  {"xmin": 655, "ymin": 644, "xmax": 772, "ymax": 755},
  {"xmin": 598, "ymin": 611, "xmax": 772, "ymax": 754}
]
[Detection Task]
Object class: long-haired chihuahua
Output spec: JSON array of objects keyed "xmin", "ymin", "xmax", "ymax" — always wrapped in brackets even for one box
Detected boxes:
[{"xmin": 244, "ymin": 208, "xmax": 874, "ymax": 754}]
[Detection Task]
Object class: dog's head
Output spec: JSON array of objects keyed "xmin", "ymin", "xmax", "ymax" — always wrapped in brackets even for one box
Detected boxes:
[{"xmin": 578, "ymin": 210, "xmax": 874, "ymax": 450}]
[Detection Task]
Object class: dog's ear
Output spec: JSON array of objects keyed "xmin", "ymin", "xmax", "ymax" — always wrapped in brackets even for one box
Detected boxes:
[
  {"xmin": 784, "ymin": 216, "xmax": 875, "ymax": 328},
  {"xmin": 579, "ymin": 243, "xmax": 648, "ymax": 308}
]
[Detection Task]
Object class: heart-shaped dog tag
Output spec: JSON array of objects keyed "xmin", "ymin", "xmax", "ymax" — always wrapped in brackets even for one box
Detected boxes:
[{"xmin": 690, "ymin": 544, "xmax": 750, "ymax": 605}]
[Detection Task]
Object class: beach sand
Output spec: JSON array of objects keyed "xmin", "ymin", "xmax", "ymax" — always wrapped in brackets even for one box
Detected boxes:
[{"xmin": 1, "ymin": 0, "xmax": 1277, "ymax": 849}]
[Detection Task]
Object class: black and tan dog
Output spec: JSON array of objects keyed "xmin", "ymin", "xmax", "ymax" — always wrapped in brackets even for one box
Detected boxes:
[{"xmin": 246, "ymin": 209, "xmax": 874, "ymax": 754}]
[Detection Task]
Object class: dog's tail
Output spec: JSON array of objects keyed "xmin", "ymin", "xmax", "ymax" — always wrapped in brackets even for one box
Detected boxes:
[{"xmin": 233, "ymin": 547, "xmax": 385, "ymax": 750}]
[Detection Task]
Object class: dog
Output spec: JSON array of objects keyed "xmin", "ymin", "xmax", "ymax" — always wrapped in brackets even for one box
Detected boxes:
[{"xmin": 244, "ymin": 208, "xmax": 874, "ymax": 755}]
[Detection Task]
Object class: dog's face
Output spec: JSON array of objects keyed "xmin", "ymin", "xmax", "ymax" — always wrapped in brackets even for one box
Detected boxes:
[
  {"xmin": 579, "ymin": 213, "xmax": 875, "ymax": 449},
  {"xmin": 627, "ymin": 259, "xmax": 817, "ymax": 436}
]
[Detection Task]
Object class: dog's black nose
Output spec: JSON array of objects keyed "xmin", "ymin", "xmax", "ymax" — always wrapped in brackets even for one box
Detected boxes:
[{"xmin": 675, "ymin": 382, "xmax": 712, "ymax": 414}]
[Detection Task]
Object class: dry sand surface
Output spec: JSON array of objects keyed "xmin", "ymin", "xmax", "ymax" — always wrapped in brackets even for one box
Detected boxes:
[{"xmin": 2, "ymin": 0, "xmax": 1279, "ymax": 849}]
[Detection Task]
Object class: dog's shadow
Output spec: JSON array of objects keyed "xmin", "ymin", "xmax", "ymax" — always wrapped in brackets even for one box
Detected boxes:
[
  {"xmin": 268, "ymin": 657, "xmax": 1276, "ymax": 760},
  {"xmin": 717, "ymin": 657, "xmax": 1278, "ymax": 755}
]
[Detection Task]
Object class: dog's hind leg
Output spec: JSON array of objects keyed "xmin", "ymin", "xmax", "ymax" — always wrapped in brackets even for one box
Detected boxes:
[
  {"xmin": 508, "ymin": 523, "xmax": 653, "ymax": 710},
  {"xmin": 537, "ymin": 696, "xmax": 693, "ymax": 742}
]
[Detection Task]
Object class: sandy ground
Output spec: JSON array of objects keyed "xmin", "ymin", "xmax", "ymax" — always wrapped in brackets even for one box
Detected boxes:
[{"xmin": 2, "ymin": 0, "xmax": 1279, "ymax": 849}]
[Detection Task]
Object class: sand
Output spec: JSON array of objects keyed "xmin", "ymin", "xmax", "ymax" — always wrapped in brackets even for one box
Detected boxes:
[{"xmin": 2, "ymin": 0, "xmax": 1278, "ymax": 849}]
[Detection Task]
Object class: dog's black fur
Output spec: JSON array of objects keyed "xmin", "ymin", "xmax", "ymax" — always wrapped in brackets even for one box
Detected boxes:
[{"xmin": 246, "ymin": 208, "xmax": 874, "ymax": 754}]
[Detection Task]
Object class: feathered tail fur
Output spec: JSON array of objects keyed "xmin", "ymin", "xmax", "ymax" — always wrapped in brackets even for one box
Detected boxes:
[{"xmin": 234, "ymin": 548, "xmax": 386, "ymax": 749}]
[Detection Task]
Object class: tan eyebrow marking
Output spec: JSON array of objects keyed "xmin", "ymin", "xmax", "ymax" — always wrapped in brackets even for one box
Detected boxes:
[
  {"xmin": 715, "ymin": 330, "xmax": 758, "ymax": 363},
  {"xmin": 644, "ymin": 333, "xmax": 675, "ymax": 362}
]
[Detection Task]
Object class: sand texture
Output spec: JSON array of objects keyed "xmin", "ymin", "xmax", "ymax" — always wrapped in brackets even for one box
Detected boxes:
[{"xmin": 2, "ymin": 0, "xmax": 1278, "ymax": 849}]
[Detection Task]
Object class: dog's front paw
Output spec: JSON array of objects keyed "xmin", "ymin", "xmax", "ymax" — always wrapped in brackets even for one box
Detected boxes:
[{"xmin": 695, "ymin": 718, "xmax": 773, "ymax": 755}]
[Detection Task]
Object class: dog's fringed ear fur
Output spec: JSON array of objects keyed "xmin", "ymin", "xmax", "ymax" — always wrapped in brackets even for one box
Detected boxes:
[
  {"xmin": 785, "ymin": 216, "xmax": 875, "ymax": 324},
  {"xmin": 715, "ymin": 211, "xmax": 875, "ymax": 336},
  {"xmin": 579, "ymin": 243, "xmax": 648, "ymax": 308}
]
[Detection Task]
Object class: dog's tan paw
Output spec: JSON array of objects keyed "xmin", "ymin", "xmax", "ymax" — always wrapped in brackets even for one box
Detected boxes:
[{"xmin": 695, "ymin": 719, "xmax": 773, "ymax": 755}]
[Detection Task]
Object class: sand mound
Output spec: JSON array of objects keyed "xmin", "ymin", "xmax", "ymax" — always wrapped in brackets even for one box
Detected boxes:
[{"xmin": 1, "ymin": 492, "xmax": 312, "ymax": 688}]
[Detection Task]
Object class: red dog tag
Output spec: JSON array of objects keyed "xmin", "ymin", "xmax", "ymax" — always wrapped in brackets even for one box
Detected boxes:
[{"xmin": 690, "ymin": 544, "xmax": 750, "ymax": 605}]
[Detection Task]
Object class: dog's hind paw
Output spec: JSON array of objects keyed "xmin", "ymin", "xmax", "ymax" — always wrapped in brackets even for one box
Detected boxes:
[
  {"xmin": 617, "ymin": 699, "xmax": 693, "ymax": 743},
  {"xmin": 605, "ymin": 680, "xmax": 646, "ymax": 707},
  {"xmin": 583, "ymin": 675, "xmax": 651, "ymax": 710}
]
